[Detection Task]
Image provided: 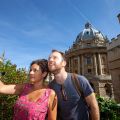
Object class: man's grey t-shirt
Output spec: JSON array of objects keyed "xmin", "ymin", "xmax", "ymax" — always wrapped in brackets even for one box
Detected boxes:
[{"xmin": 49, "ymin": 73, "xmax": 94, "ymax": 120}]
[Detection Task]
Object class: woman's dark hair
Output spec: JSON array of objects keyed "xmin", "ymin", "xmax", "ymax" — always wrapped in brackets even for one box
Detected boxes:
[{"xmin": 30, "ymin": 59, "xmax": 49, "ymax": 80}]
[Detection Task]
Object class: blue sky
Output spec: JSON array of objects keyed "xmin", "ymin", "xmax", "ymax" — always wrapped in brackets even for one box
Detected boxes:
[{"xmin": 0, "ymin": 0, "xmax": 120, "ymax": 70}]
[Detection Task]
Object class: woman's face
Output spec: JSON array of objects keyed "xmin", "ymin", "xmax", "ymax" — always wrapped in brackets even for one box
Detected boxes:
[{"xmin": 29, "ymin": 64, "xmax": 44, "ymax": 84}]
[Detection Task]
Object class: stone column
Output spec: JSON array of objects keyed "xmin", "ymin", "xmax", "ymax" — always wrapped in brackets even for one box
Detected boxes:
[
  {"xmin": 98, "ymin": 53, "xmax": 102, "ymax": 75},
  {"xmin": 78, "ymin": 56, "xmax": 80, "ymax": 74},
  {"xmin": 71, "ymin": 58, "xmax": 73, "ymax": 73},
  {"xmin": 93, "ymin": 54, "xmax": 98, "ymax": 75},
  {"xmin": 81, "ymin": 55, "xmax": 84, "ymax": 75},
  {"xmin": 68, "ymin": 58, "xmax": 71, "ymax": 72}
]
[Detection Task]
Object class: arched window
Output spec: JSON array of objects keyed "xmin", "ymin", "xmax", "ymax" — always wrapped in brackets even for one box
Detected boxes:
[{"xmin": 104, "ymin": 83, "xmax": 112, "ymax": 98}]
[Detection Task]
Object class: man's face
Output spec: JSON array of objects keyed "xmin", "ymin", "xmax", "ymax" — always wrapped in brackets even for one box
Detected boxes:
[{"xmin": 48, "ymin": 52, "xmax": 65, "ymax": 74}]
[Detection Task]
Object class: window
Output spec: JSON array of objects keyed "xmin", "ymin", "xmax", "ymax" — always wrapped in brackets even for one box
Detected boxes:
[
  {"xmin": 102, "ymin": 68, "xmax": 107, "ymax": 74},
  {"xmin": 74, "ymin": 59, "xmax": 78, "ymax": 65},
  {"xmin": 101, "ymin": 57, "xmax": 106, "ymax": 65},
  {"xmin": 86, "ymin": 31, "xmax": 89, "ymax": 34},
  {"xmin": 105, "ymin": 83, "xmax": 112, "ymax": 98},
  {"xmin": 86, "ymin": 57, "xmax": 92, "ymax": 65},
  {"xmin": 87, "ymin": 43, "xmax": 91, "ymax": 46},
  {"xmin": 88, "ymin": 69, "xmax": 92, "ymax": 73},
  {"xmin": 74, "ymin": 70, "xmax": 78, "ymax": 74}
]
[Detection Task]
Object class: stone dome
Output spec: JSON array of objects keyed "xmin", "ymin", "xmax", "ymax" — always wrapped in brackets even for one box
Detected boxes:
[{"xmin": 76, "ymin": 22, "xmax": 105, "ymax": 42}]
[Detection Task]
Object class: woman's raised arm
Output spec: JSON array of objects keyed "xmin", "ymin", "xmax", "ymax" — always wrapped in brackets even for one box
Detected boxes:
[{"xmin": 0, "ymin": 80, "xmax": 24, "ymax": 95}]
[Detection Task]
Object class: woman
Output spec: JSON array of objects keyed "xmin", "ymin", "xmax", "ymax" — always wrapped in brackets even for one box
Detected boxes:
[{"xmin": 0, "ymin": 59, "xmax": 57, "ymax": 120}]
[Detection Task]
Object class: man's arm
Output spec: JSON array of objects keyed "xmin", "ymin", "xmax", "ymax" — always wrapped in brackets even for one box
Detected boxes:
[{"xmin": 85, "ymin": 93, "xmax": 100, "ymax": 120}]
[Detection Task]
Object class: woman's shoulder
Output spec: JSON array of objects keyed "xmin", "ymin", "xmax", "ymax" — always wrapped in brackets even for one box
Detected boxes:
[
  {"xmin": 45, "ymin": 88, "xmax": 56, "ymax": 97},
  {"xmin": 46, "ymin": 88, "xmax": 55, "ymax": 93},
  {"xmin": 47, "ymin": 88, "xmax": 57, "ymax": 110}
]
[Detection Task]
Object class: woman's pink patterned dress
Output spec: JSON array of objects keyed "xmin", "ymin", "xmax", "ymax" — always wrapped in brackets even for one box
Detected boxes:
[{"xmin": 14, "ymin": 84, "xmax": 51, "ymax": 120}]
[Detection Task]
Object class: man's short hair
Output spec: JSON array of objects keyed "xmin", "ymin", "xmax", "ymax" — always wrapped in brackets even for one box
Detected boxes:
[{"xmin": 51, "ymin": 49, "xmax": 66, "ymax": 61}]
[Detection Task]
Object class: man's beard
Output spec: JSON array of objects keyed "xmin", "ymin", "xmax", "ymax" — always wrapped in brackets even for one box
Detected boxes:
[{"xmin": 50, "ymin": 67, "xmax": 61, "ymax": 75}]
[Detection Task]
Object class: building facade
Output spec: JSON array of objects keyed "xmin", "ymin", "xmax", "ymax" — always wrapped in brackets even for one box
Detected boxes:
[
  {"xmin": 65, "ymin": 23, "xmax": 113, "ymax": 98},
  {"xmin": 107, "ymin": 34, "xmax": 120, "ymax": 102}
]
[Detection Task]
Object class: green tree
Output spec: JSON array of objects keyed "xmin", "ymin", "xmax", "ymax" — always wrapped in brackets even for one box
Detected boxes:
[{"xmin": 0, "ymin": 60, "xmax": 27, "ymax": 120}]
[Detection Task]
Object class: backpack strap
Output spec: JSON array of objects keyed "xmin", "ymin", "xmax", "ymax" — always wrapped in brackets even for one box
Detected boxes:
[
  {"xmin": 71, "ymin": 73, "xmax": 84, "ymax": 98},
  {"xmin": 71, "ymin": 73, "xmax": 91, "ymax": 120}
]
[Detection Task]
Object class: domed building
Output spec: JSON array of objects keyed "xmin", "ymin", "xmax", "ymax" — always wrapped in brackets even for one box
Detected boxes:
[{"xmin": 65, "ymin": 22, "xmax": 113, "ymax": 98}]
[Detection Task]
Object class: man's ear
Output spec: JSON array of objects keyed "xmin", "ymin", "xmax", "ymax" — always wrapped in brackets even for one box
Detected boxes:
[{"xmin": 62, "ymin": 60, "xmax": 66, "ymax": 67}]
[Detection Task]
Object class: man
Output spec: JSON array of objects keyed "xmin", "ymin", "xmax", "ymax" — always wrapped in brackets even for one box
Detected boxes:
[{"xmin": 48, "ymin": 49, "xmax": 100, "ymax": 120}]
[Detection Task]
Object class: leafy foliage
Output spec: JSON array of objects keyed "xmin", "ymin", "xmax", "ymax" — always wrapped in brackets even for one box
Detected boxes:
[
  {"xmin": 0, "ymin": 59, "xmax": 120, "ymax": 120},
  {"xmin": 0, "ymin": 60, "xmax": 27, "ymax": 120},
  {"xmin": 97, "ymin": 96, "xmax": 120, "ymax": 120}
]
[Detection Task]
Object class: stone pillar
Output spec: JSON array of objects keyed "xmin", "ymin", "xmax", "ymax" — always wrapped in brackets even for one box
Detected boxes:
[
  {"xmin": 70, "ymin": 58, "xmax": 73, "ymax": 72},
  {"xmin": 78, "ymin": 56, "xmax": 80, "ymax": 74},
  {"xmin": 105, "ymin": 53, "xmax": 109, "ymax": 74},
  {"xmin": 93, "ymin": 54, "xmax": 98, "ymax": 75},
  {"xmin": 68, "ymin": 58, "xmax": 71, "ymax": 72},
  {"xmin": 98, "ymin": 53, "xmax": 102, "ymax": 75},
  {"xmin": 81, "ymin": 55, "xmax": 84, "ymax": 75}
]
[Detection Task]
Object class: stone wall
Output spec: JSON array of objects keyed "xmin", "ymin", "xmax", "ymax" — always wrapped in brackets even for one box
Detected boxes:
[{"xmin": 107, "ymin": 35, "xmax": 120, "ymax": 103}]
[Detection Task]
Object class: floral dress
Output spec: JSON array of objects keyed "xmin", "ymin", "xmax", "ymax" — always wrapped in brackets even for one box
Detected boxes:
[{"xmin": 14, "ymin": 84, "xmax": 51, "ymax": 120}]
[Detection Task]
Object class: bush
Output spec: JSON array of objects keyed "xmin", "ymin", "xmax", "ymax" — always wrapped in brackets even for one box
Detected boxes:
[
  {"xmin": 0, "ymin": 60, "xmax": 27, "ymax": 120},
  {"xmin": 97, "ymin": 96, "xmax": 120, "ymax": 120}
]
